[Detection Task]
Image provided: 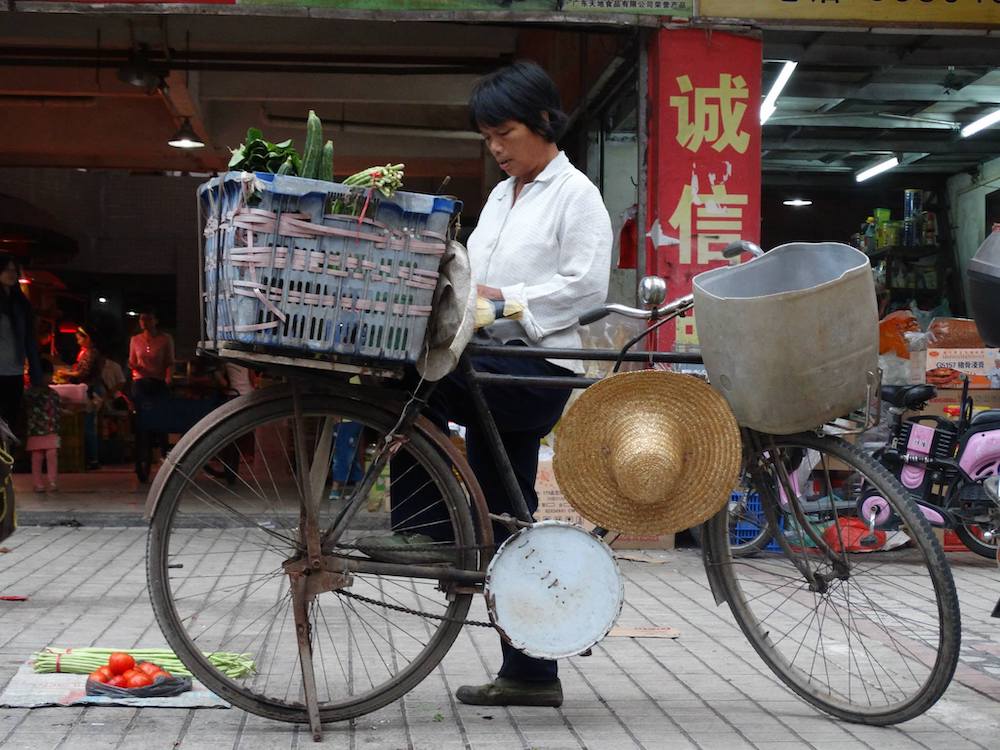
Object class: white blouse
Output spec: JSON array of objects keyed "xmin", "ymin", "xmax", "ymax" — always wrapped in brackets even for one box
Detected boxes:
[{"xmin": 467, "ymin": 151, "xmax": 613, "ymax": 372}]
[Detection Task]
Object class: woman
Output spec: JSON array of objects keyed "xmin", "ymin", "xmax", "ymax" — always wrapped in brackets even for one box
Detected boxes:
[
  {"xmin": 128, "ymin": 308, "xmax": 175, "ymax": 462},
  {"xmin": 0, "ymin": 254, "xmax": 42, "ymax": 431},
  {"xmin": 63, "ymin": 325, "xmax": 105, "ymax": 470},
  {"xmin": 359, "ymin": 61, "xmax": 612, "ymax": 708}
]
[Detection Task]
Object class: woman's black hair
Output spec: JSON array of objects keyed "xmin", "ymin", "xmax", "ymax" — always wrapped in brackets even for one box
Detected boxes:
[
  {"xmin": 468, "ymin": 61, "xmax": 568, "ymax": 143},
  {"xmin": 40, "ymin": 358, "xmax": 54, "ymax": 377}
]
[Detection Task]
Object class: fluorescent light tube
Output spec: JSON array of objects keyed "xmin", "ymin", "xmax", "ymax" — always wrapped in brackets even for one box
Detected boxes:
[
  {"xmin": 760, "ymin": 61, "xmax": 798, "ymax": 124},
  {"xmin": 961, "ymin": 107, "xmax": 1000, "ymax": 138},
  {"xmin": 782, "ymin": 199, "xmax": 813, "ymax": 207},
  {"xmin": 855, "ymin": 156, "xmax": 899, "ymax": 183}
]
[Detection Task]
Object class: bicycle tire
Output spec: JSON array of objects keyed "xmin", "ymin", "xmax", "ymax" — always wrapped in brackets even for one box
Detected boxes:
[
  {"xmin": 147, "ymin": 388, "xmax": 477, "ymax": 724},
  {"xmin": 703, "ymin": 431, "xmax": 960, "ymax": 725}
]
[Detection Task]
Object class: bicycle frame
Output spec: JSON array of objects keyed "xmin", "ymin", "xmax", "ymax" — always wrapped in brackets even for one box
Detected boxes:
[{"xmin": 311, "ymin": 341, "xmax": 705, "ymax": 589}]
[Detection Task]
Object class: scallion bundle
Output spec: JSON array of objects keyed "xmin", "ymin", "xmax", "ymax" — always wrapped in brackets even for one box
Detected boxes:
[{"xmin": 343, "ymin": 163, "xmax": 405, "ymax": 197}]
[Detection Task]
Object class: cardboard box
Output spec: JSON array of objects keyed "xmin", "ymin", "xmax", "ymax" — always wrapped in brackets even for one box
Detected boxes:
[
  {"xmin": 907, "ymin": 387, "xmax": 1000, "ymax": 420},
  {"xmin": 535, "ymin": 457, "xmax": 675, "ymax": 550},
  {"xmin": 925, "ymin": 348, "xmax": 1000, "ymax": 389}
]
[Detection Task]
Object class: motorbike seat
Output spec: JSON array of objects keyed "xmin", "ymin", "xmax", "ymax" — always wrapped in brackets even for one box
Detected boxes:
[
  {"xmin": 970, "ymin": 409, "xmax": 1000, "ymax": 428},
  {"xmin": 881, "ymin": 384, "xmax": 937, "ymax": 409}
]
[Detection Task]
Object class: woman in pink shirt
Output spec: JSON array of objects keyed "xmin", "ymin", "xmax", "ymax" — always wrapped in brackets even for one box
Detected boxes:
[
  {"xmin": 129, "ymin": 309, "xmax": 174, "ymax": 385},
  {"xmin": 128, "ymin": 309, "xmax": 175, "ymax": 464}
]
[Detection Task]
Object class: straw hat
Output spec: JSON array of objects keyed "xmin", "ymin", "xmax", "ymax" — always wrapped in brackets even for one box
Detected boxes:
[{"xmin": 554, "ymin": 370, "xmax": 742, "ymax": 535}]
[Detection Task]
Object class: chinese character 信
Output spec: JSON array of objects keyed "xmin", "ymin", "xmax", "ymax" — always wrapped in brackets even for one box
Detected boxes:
[
  {"xmin": 668, "ymin": 183, "xmax": 749, "ymax": 265},
  {"xmin": 669, "ymin": 73, "xmax": 751, "ymax": 154}
]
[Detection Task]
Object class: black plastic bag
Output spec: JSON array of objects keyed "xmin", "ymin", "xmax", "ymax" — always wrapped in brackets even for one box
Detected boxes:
[{"xmin": 86, "ymin": 675, "xmax": 192, "ymax": 698}]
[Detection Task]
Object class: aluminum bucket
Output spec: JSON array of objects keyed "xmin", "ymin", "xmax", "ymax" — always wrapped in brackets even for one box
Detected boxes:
[{"xmin": 693, "ymin": 242, "xmax": 879, "ymax": 435}]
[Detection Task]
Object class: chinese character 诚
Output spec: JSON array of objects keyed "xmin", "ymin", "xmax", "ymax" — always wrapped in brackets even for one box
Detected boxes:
[{"xmin": 670, "ymin": 74, "xmax": 751, "ymax": 154}]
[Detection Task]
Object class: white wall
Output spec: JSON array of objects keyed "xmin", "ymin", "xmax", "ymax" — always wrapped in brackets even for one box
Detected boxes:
[
  {"xmin": 599, "ymin": 138, "xmax": 639, "ymax": 306},
  {"xmin": 947, "ymin": 154, "xmax": 1000, "ymax": 303}
]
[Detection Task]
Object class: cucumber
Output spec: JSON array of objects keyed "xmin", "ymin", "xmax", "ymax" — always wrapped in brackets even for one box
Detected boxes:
[
  {"xmin": 319, "ymin": 140, "xmax": 334, "ymax": 182},
  {"xmin": 276, "ymin": 156, "xmax": 295, "ymax": 176},
  {"xmin": 301, "ymin": 110, "xmax": 323, "ymax": 179}
]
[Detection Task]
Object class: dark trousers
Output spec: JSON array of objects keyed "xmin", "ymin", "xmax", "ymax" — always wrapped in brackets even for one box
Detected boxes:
[
  {"xmin": 390, "ymin": 348, "xmax": 573, "ymax": 682},
  {"xmin": 133, "ymin": 378, "xmax": 171, "ymax": 456},
  {"xmin": 0, "ymin": 375, "xmax": 23, "ymax": 433}
]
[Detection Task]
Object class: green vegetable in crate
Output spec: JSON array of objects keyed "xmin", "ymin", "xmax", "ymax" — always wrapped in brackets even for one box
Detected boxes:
[
  {"xmin": 301, "ymin": 110, "xmax": 324, "ymax": 179},
  {"xmin": 228, "ymin": 126, "xmax": 302, "ymax": 175},
  {"xmin": 343, "ymin": 163, "xmax": 405, "ymax": 197},
  {"xmin": 319, "ymin": 140, "xmax": 334, "ymax": 182}
]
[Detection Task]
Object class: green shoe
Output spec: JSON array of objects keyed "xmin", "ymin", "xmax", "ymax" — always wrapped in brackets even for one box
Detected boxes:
[
  {"xmin": 455, "ymin": 678, "xmax": 563, "ymax": 707},
  {"xmin": 354, "ymin": 532, "xmax": 457, "ymax": 565}
]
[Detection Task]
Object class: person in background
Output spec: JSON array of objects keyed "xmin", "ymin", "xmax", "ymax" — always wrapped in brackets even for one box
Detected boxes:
[
  {"xmin": 24, "ymin": 359, "xmax": 62, "ymax": 492},
  {"xmin": 63, "ymin": 325, "xmax": 105, "ymax": 470},
  {"xmin": 129, "ymin": 308, "xmax": 175, "ymax": 459},
  {"xmin": 0, "ymin": 254, "xmax": 42, "ymax": 432},
  {"xmin": 129, "ymin": 308, "xmax": 175, "ymax": 390}
]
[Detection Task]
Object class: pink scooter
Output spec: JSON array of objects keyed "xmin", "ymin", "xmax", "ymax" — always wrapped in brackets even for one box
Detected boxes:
[{"xmin": 861, "ymin": 378, "xmax": 1000, "ymax": 559}]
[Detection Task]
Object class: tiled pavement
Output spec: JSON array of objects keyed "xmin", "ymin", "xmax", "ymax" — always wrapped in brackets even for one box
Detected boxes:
[{"xmin": 1, "ymin": 522, "xmax": 998, "ymax": 750}]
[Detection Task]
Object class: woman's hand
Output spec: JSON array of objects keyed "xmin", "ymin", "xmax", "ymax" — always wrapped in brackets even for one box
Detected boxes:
[{"xmin": 477, "ymin": 285, "xmax": 504, "ymax": 301}]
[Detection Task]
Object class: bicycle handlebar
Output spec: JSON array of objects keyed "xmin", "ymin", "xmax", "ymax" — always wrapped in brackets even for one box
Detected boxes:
[{"xmin": 578, "ymin": 294, "xmax": 695, "ymax": 327}]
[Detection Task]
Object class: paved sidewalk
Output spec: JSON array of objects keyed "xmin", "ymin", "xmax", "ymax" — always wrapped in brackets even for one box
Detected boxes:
[{"xmin": 1, "ymin": 525, "xmax": 998, "ymax": 750}]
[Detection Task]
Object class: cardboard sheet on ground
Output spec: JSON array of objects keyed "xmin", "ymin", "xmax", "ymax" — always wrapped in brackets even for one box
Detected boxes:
[
  {"xmin": 0, "ymin": 663, "xmax": 230, "ymax": 709},
  {"xmin": 606, "ymin": 627, "xmax": 680, "ymax": 639}
]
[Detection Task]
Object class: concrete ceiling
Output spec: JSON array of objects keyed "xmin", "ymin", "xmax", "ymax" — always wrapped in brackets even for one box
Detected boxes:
[
  {"xmin": 760, "ymin": 29, "xmax": 1000, "ymax": 180},
  {"xmin": 0, "ymin": 11, "xmax": 631, "ymax": 217},
  {"xmin": 2, "ymin": 11, "xmax": 999, "ymax": 199}
]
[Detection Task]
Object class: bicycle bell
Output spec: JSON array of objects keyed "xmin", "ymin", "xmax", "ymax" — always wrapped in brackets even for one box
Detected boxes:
[{"xmin": 638, "ymin": 275, "xmax": 668, "ymax": 309}]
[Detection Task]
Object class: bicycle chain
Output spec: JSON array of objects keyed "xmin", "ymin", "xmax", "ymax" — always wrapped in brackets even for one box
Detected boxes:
[{"xmin": 335, "ymin": 589, "xmax": 495, "ymax": 628}]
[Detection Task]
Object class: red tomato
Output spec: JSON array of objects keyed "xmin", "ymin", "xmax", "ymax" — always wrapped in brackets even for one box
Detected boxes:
[
  {"xmin": 137, "ymin": 662, "xmax": 160, "ymax": 676},
  {"xmin": 107, "ymin": 652, "xmax": 135, "ymax": 676},
  {"xmin": 152, "ymin": 670, "xmax": 171, "ymax": 681},
  {"xmin": 107, "ymin": 675, "xmax": 128, "ymax": 688},
  {"xmin": 126, "ymin": 673, "xmax": 154, "ymax": 688},
  {"xmin": 96, "ymin": 666, "xmax": 114, "ymax": 680},
  {"xmin": 121, "ymin": 669, "xmax": 142, "ymax": 682},
  {"xmin": 88, "ymin": 670, "xmax": 109, "ymax": 684}
]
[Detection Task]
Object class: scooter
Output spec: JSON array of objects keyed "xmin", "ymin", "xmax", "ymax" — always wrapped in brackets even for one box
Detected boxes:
[
  {"xmin": 860, "ymin": 377, "xmax": 1000, "ymax": 559},
  {"xmin": 985, "ymin": 477, "xmax": 1000, "ymax": 618}
]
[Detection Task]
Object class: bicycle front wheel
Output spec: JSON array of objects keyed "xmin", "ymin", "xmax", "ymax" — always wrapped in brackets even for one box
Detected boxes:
[
  {"xmin": 146, "ymin": 387, "xmax": 478, "ymax": 724},
  {"xmin": 703, "ymin": 431, "xmax": 960, "ymax": 725}
]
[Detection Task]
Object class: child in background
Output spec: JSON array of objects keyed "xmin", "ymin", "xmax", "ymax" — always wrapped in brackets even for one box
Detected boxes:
[{"xmin": 25, "ymin": 359, "xmax": 61, "ymax": 493}]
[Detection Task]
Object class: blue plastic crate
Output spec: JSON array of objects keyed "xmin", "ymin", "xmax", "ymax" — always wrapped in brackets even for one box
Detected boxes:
[
  {"xmin": 199, "ymin": 172, "xmax": 461, "ymax": 364},
  {"xmin": 730, "ymin": 490, "xmax": 782, "ymax": 551}
]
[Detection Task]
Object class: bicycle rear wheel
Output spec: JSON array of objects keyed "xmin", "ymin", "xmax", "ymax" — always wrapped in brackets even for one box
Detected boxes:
[
  {"xmin": 703, "ymin": 431, "xmax": 960, "ymax": 725},
  {"xmin": 146, "ymin": 387, "xmax": 478, "ymax": 724}
]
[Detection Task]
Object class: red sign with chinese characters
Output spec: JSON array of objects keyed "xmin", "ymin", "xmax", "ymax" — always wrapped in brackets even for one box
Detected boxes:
[{"xmin": 647, "ymin": 28, "xmax": 761, "ymax": 351}]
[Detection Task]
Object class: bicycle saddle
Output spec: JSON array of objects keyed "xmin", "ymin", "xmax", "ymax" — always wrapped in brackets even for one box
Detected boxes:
[{"xmin": 881, "ymin": 384, "xmax": 936, "ymax": 409}]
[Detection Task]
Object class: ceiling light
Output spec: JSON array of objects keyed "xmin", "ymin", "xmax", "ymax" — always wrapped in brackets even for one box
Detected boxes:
[
  {"xmin": 961, "ymin": 107, "xmax": 1000, "ymax": 138},
  {"xmin": 168, "ymin": 118, "xmax": 205, "ymax": 149},
  {"xmin": 855, "ymin": 156, "xmax": 899, "ymax": 183},
  {"xmin": 783, "ymin": 199, "xmax": 812, "ymax": 207},
  {"xmin": 127, "ymin": 310, "xmax": 138, "ymax": 317},
  {"xmin": 18, "ymin": 278, "xmax": 29, "ymax": 284},
  {"xmin": 760, "ymin": 61, "xmax": 798, "ymax": 125},
  {"xmin": 97, "ymin": 296, "xmax": 108, "ymax": 304}
]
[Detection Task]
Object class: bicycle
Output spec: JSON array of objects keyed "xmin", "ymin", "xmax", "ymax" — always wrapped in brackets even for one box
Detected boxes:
[{"xmin": 144, "ymin": 281, "xmax": 961, "ymax": 740}]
